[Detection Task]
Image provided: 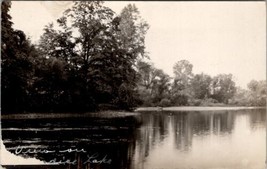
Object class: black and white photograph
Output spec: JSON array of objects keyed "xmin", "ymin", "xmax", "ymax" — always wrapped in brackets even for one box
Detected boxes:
[{"xmin": 1, "ymin": 1, "xmax": 266, "ymax": 169}]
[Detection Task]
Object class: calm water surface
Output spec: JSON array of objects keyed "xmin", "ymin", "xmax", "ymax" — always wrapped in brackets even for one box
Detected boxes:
[{"xmin": 1, "ymin": 109, "xmax": 266, "ymax": 169}]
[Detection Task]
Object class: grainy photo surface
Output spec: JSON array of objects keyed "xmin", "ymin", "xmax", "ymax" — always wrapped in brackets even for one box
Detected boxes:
[{"xmin": 1, "ymin": 1, "xmax": 266, "ymax": 169}]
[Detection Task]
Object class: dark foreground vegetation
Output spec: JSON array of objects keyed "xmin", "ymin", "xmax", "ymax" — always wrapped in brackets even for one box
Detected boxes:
[{"xmin": 1, "ymin": 1, "xmax": 266, "ymax": 114}]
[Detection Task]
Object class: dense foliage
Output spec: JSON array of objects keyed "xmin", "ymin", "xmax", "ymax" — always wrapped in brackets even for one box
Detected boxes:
[
  {"xmin": 136, "ymin": 60, "xmax": 266, "ymax": 107},
  {"xmin": 1, "ymin": 1, "xmax": 39, "ymax": 112},
  {"xmin": 2, "ymin": 2, "xmax": 148, "ymax": 113},
  {"xmin": 1, "ymin": 1, "xmax": 266, "ymax": 114},
  {"xmin": 230, "ymin": 80, "xmax": 266, "ymax": 106}
]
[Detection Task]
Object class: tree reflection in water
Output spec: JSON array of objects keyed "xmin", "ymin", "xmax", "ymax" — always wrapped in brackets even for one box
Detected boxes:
[
  {"xmin": 132, "ymin": 109, "xmax": 265, "ymax": 169},
  {"xmin": 1, "ymin": 109, "xmax": 266, "ymax": 169}
]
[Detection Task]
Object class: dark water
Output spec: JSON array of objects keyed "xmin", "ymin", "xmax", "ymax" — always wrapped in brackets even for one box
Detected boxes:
[{"xmin": 1, "ymin": 109, "xmax": 266, "ymax": 169}]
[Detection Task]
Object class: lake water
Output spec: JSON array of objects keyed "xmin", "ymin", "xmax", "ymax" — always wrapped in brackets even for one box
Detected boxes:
[{"xmin": 1, "ymin": 108, "xmax": 266, "ymax": 169}]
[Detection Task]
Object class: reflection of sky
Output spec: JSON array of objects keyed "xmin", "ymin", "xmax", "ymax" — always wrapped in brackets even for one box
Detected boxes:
[{"xmin": 134, "ymin": 110, "xmax": 266, "ymax": 169}]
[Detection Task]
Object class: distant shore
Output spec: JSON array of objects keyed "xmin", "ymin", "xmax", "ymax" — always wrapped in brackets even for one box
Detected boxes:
[
  {"xmin": 1, "ymin": 106, "xmax": 266, "ymax": 119},
  {"xmin": 136, "ymin": 106, "xmax": 266, "ymax": 112}
]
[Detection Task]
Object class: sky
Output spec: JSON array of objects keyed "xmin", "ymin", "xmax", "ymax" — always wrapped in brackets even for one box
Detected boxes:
[{"xmin": 9, "ymin": 1, "xmax": 266, "ymax": 89}]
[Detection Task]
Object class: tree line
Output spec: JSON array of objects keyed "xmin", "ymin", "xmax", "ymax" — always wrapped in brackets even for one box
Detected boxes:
[
  {"xmin": 1, "ymin": 1, "xmax": 266, "ymax": 114},
  {"xmin": 136, "ymin": 60, "xmax": 266, "ymax": 107}
]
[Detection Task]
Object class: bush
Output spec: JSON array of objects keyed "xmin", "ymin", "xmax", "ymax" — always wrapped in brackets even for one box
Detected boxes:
[
  {"xmin": 189, "ymin": 99, "xmax": 202, "ymax": 106},
  {"xmin": 200, "ymin": 98, "xmax": 225, "ymax": 106},
  {"xmin": 159, "ymin": 98, "xmax": 171, "ymax": 107},
  {"xmin": 171, "ymin": 95, "xmax": 188, "ymax": 106}
]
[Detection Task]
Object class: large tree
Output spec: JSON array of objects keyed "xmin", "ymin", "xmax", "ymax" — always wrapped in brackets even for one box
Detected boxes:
[
  {"xmin": 171, "ymin": 60, "xmax": 194, "ymax": 105},
  {"xmin": 247, "ymin": 80, "xmax": 266, "ymax": 106},
  {"xmin": 136, "ymin": 60, "xmax": 158, "ymax": 90},
  {"xmin": 37, "ymin": 1, "xmax": 149, "ymax": 111},
  {"xmin": 136, "ymin": 60, "xmax": 171, "ymax": 106},
  {"xmin": 173, "ymin": 60, "xmax": 193, "ymax": 86},
  {"xmin": 210, "ymin": 74, "xmax": 236, "ymax": 104},
  {"xmin": 1, "ymin": 1, "xmax": 37, "ymax": 113},
  {"xmin": 191, "ymin": 73, "xmax": 212, "ymax": 100},
  {"xmin": 118, "ymin": 4, "xmax": 149, "ymax": 59},
  {"xmin": 150, "ymin": 69, "xmax": 171, "ymax": 104}
]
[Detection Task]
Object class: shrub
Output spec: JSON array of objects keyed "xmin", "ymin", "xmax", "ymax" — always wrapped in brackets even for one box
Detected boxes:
[
  {"xmin": 190, "ymin": 99, "xmax": 202, "ymax": 106},
  {"xmin": 200, "ymin": 98, "xmax": 225, "ymax": 106},
  {"xmin": 159, "ymin": 98, "xmax": 171, "ymax": 107}
]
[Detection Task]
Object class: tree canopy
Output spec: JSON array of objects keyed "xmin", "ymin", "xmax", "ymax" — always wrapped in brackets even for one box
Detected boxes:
[{"xmin": 2, "ymin": 1, "xmax": 150, "ymax": 113}]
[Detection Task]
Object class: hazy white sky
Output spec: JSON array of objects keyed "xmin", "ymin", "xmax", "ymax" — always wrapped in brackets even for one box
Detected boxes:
[{"xmin": 10, "ymin": 1, "xmax": 266, "ymax": 89}]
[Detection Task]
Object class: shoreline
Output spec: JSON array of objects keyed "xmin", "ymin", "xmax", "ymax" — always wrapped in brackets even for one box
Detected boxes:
[
  {"xmin": 136, "ymin": 106, "xmax": 266, "ymax": 112},
  {"xmin": 1, "ymin": 106, "xmax": 266, "ymax": 119},
  {"xmin": 1, "ymin": 111, "xmax": 140, "ymax": 120}
]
